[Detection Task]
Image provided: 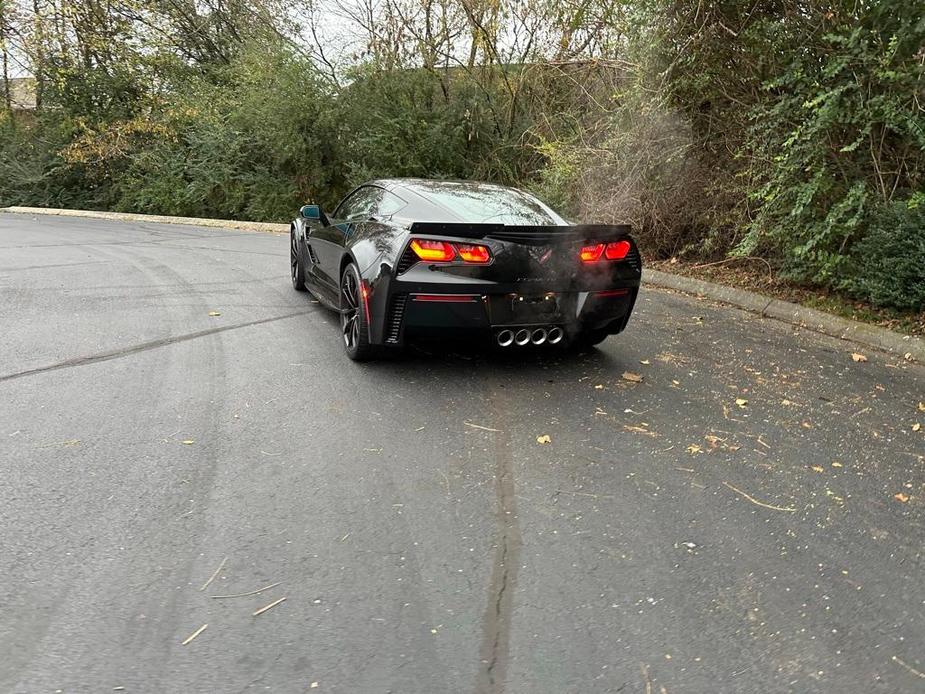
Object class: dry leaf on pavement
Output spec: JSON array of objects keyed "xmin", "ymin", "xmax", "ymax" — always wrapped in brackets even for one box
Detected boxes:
[
  {"xmin": 181, "ymin": 440, "xmax": 195, "ymax": 445},
  {"xmin": 622, "ymin": 372, "xmax": 643, "ymax": 383},
  {"xmin": 735, "ymin": 398, "xmax": 748, "ymax": 408},
  {"xmin": 851, "ymin": 353, "xmax": 868, "ymax": 363},
  {"xmin": 536, "ymin": 434, "xmax": 552, "ymax": 444},
  {"xmin": 208, "ymin": 311, "xmax": 221, "ymax": 316},
  {"xmin": 894, "ymin": 493, "xmax": 910, "ymax": 503},
  {"xmin": 913, "ymin": 423, "xmax": 921, "ymax": 432}
]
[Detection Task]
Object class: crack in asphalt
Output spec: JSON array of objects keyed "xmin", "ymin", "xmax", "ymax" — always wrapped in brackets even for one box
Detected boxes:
[
  {"xmin": 476, "ymin": 390, "xmax": 522, "ymax": 694},
  {"xmin": 0, "ymin": 308, "xmax": 318, "ymax": 383}
]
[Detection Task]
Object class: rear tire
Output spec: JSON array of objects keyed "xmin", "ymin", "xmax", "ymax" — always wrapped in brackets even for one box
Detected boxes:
[
  {"xmin": 291, "ymin": 231, "xmax": 307, "ymax": 291},
  {"xmin": 340, "ymin": 263, "xmax": 378, "ymax": 362}
]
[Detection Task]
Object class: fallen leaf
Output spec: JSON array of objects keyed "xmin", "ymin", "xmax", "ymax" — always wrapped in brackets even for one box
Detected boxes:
[
  {"xmin": 904, "ymin": 352, "xmax": 914, "ymax": 361},
  {"xmin": 735, "ymin": 398, "xmax": 748, "ymax": 408},
  {"xmin": 831, "ymin": 461, "xmax": 843, "ymax": 468},
  {"xmin": 536, "ymin": 434, "xmax": 552, "ymax": 444},
  {"xmin": 811, "ymin": 465, "xmax": 825, "ymax": 473},
  {"xmin": 894, "ymin": 493, "xmax": 909, "ymax": 503},
  {"xmin": 181, "ymin": 440, "xmax": 195, "ymax": 445},
  {"xmin": 851, "ymin": 352, "xmax": 868, "ymax": 363},
  {"xmin": 918, "ymin": 402, "xmax": 925, "ymax": 412},
  {"xmin": 208, "ymin": 311, "xmax": 221, "ymax": 317},
  {"xmin": 686, "ymin": 444, "xmax": 702, "ymax": 454},
  {"xmin": 594, "ymin": 384, "xmax": 604, "ymax": 389},
  {"xmin": 640, "ymin": 359, "xmax": 651, "ymax": 365},
  {"xmin": 913, "ymin": 423, "xmax": 921, "ymax": 432},
  {"xmin": 310, "ymin": 683, "xmax": 319, "ymax": 689},
  {"xmin": 781, "ymin": 399, "xmax": 794, "ymax": 406},
  {"xmin": 622, "ymin": 372, "xmax": 643, "ymax": 383}
]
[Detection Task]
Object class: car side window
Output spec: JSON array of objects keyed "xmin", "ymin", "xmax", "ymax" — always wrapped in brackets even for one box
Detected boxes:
[
  {"xmin": 335, "ymin": 186, "xmax": 383, "ymax": 222},
  {"xmin": 376, "ymin": 191, "xmax": 407, "ymax": 218}
]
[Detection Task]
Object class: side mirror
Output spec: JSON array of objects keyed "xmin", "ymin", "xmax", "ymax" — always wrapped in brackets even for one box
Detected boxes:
[{"xmin": 300, "ymin": 204, "xmax": 327, "ymax": 224}]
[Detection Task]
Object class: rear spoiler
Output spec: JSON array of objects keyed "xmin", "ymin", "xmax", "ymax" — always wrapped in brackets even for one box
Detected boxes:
[{"xmin": 408, "ymin": 222, "xmax": 632, "ymax": 243}]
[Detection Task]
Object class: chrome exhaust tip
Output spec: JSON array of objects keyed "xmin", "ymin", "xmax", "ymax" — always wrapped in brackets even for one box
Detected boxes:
[
  {"xmin": 547, "ymin": 326, "xmax": 565, "ymax": 345},
  {"xmin": 514, "ymin": 329, "xmax": 531, "ymax": 346},
  {"xmin": 496, "ymin": 329, "xmax": 515, "ymax": 347},
  {"xmin": 530, "ymin": 328, "xmax": 547, "ymax": 345}
]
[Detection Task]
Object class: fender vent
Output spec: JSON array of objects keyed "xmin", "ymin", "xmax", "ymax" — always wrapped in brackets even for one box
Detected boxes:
[
  {"xmin": 307, "ymin": 244, "xmax": 319, "ymax": 264},
  {"xmin": 385, "ymin": 294, "xmax": 408, "ymax": 344},
  {"xmin": 396, "ymin": 247, "xmax": 417, "ymax": 274}
]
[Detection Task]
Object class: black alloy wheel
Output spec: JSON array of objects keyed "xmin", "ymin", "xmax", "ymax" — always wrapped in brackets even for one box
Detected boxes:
[{"xmin": 291, "ymin": 231, "xmax": 306, "ymax": 291}]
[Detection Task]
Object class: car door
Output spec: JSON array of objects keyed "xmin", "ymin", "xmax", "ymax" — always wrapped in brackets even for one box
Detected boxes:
[{"xmin": 311, "ymin": 186, "xmax": 383, "ymax": 289}]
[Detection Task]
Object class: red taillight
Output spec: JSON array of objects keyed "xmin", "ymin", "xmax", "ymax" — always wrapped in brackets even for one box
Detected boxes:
[
  {"xmin": 456, "ymin": 244, "xmax": 491, "ymax": 263},
  {"xmin": 604, "ymin": 240, "xmax": 632, "ymax": 260},
  {"xmin": 411, "ymin": 239, "xmax": 456, "ymax": 262},
  {"xmin": 580, "ymin": 240, "xmax": 632, "ymax": 263},
  {"xmin": 408, "ymin": 239, "xmax": 492, "ymax": 264},
  {"xmin": 579, "ymin": 243, "xmax": 605, "ymax": 262}
]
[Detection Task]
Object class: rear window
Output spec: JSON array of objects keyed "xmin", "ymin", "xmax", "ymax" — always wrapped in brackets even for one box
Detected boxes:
[{"xmin": 412, "ymin": 182, "xmax": 566, "ymax": 225}]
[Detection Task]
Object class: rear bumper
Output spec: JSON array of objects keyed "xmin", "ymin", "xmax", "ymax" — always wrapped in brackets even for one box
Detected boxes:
[{"xmin": 367, "ymin": 270, "xmax": 640, "ymax": 346}]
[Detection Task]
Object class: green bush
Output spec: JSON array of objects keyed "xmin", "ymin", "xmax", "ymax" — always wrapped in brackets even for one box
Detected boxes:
[{"xmin": 840, "ymin": 202, "xmax": 925, "ymax": 311}]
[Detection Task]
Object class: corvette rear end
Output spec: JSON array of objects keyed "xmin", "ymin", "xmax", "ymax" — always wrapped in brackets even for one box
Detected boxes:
[
  {"xmin": 291, "ymin": 178, "xmax": 642, "ymax": 360},
  {"xmin": 365, "ymin": 222, "xmax": 641, "ymax": 349}
]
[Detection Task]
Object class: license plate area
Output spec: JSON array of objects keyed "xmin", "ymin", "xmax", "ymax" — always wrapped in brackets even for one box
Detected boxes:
[{"xmin": 490, "ymin": 292, "xmax": 563, "ymax": 325}]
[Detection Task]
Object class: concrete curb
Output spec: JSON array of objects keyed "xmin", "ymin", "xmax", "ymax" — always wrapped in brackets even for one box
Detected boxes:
[
  {"xmin": 643, "ymin": 268, "xmax": 924, "ymax": 362},
  {"xmin": 3, "ymin": 205, "xmax": 920, "ymax": 361},
  {"xmin": 1, "ymin": 206, "xmax": 289, "ymax": 234}
]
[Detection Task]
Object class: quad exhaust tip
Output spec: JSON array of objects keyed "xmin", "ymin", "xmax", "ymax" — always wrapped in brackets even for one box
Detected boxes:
[{"xmin": 497, "ymin": 326, "xmax": 564, "ymax": 347}]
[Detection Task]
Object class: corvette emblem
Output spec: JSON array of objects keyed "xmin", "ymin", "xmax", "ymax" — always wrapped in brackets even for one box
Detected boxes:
[{"xmin": 529, "ymin": 246, "xmax": 553, "ymax": 264}]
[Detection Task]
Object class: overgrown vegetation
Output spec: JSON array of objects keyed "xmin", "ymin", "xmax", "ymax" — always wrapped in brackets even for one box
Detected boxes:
[{"xmin": 1, "ymin": 0, "xmax": 922, "ymax": 309}]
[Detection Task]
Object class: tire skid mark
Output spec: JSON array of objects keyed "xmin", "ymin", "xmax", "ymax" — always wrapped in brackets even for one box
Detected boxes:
[
  {"xmin": 475, "ymin": 387, "xmax": 522, "ymax": 694},
  {"xmin": 0, "ymin": 308, "xmax": 319, "ymax": 383}
]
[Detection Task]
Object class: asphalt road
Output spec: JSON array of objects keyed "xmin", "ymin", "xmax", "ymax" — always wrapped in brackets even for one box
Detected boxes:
[{"xmin": 1, "ymin": 212, "xmax": 923, "ymax": 694}]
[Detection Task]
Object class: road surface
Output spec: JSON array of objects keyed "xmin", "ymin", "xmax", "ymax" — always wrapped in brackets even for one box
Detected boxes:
[{"xmin": 1, "ymin": 212, "xmax": 923, "ymax": 693}]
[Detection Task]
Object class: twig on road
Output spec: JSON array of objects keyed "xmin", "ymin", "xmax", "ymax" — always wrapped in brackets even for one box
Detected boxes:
[
  {"xmin": 200, "ymin": 556, "xmax": 227, "ymax": 591},
  {"xmin": 723, "ymin": 482, "xmax": 796, "ymax": 512},
  {"xmin": 464, "ymin": 421, "xmax": 502, "ymax": 432},
  {"xmin": 554, "ymin": 489, "xmax": 614, "ymax": 499},
  {"xmin": 181, "ymin": 624, "xmax": 207, "ymax": 645},
  {"xmin": 892, "ymin": 655, "xmax": 925, "ymax": 679},
  {"xmin": 210, "ymin": 582, "xmax": 282, "ymax": 600},
  {"xmin": 253, "ymin": 596, "xmax": 287, "ymax": 616}
]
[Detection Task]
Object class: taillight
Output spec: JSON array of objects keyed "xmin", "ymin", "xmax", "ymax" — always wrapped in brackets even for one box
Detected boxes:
[
  {"xmin": 604, "ymin": 240, "xmax": 631, "ymax": 260},
  {"xmin": 456, "ymin": 244, "xmax": 491, "ymax": 263},
  {"xmin": 410, "ymin": 239, "xmax": 456, "ymax": 262},
  {"xmin": 580, "ymin": 240, "xmax": 632, "ymax": 262},
  {"xmin": 579, "ymin": 243, "xmax": 605, "ymax": 262},
  {"xmin": 408, "ymin": 239, "xmax": 492, "ymax": 264}
]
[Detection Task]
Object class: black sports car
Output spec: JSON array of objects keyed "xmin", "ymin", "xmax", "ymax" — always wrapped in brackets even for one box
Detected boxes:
[{"xmin": 290, "ymin": 179, "xmax": 641, "ymax": 360}]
